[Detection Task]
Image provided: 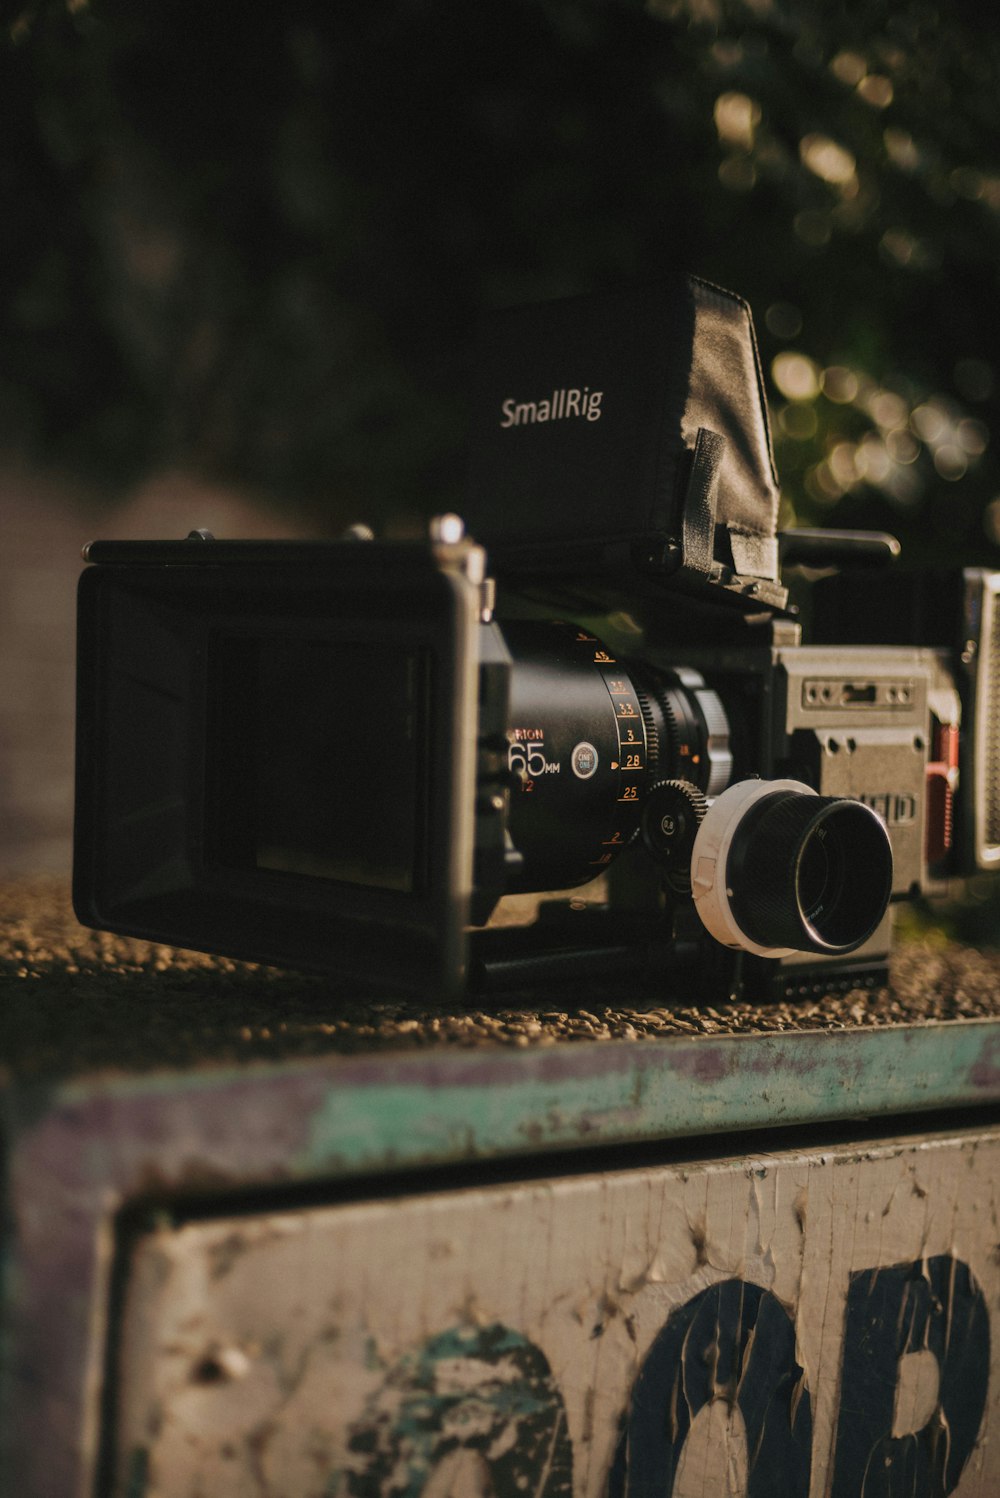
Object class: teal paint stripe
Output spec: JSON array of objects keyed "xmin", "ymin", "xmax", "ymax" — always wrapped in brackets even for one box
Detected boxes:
[
  {"xmin": 18, "ymin": 1020, "xmax": 1000, "ymax": 1186},
  {"xmin": 297, "ymin": 1020, "xmax": 1000, "ymax": 1177}
]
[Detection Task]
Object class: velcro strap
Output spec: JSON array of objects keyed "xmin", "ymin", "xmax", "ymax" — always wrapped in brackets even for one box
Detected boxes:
[{"xmin": 681, "ymin": 427, "xmax": 726, "ymax": 575}]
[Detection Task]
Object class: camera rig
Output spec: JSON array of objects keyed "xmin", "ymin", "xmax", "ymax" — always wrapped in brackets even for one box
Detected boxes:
[{"xmin": 73, "ymin": 278, "xmax": 1000, "ymax": 1001}]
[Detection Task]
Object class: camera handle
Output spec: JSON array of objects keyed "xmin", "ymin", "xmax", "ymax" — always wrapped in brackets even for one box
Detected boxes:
[{"xmin": 778, "ymin": 529, "xmax": 901, "ymax": 571}]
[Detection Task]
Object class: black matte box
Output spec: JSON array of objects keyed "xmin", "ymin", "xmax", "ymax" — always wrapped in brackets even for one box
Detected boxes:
[
  {"xmin": 464, "ymin": 276, "xmax": 782, "ymax": 586},
  {"xmin": 73, "ymin": 545, "xmax": 480, "ymax": 990}
]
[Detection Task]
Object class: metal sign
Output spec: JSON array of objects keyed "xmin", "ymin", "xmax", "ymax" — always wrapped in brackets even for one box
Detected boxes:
[{"xmin": 113, "ymin": 1124, "xmax": 998, "ymax": 1496}]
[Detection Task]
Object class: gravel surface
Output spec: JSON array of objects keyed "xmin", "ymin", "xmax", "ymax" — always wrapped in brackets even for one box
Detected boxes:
[{"xmin": 3, "ymin": 878, "xmax": 1000, "ymax": 1081}]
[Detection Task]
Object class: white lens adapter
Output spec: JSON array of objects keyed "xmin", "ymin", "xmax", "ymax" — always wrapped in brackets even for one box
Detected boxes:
[{"xmin": 690, "ymin": 778, "xmax": 893, "ymax": 959}]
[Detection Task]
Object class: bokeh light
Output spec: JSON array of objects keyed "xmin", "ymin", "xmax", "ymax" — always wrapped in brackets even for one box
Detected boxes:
[
  {"xmin": 821, "ymin": 367, "xmax": 859, "ymax": 404},
  {"xmin": 714, "ymin": 92, "xmax": 760, "ymax": 151},
  {"xmin": 772, "ymin": 353, "xmax": 821, "ymax": 402},
  {"xmin": 799, "ymin": 134, "xmax": 857, "ymax": 189},
  {"xmin": 856, "ymin": 75, "xmax": 893, "ymax": 109},
  {"xmin": 766, "ymin": 303, "xmax": 803, "ymax": 340}
]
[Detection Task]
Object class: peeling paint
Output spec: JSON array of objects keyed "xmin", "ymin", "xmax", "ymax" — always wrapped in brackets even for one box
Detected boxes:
[
  {"xmin": 609, "ymin": 1280, "xmax": 813, "ymax": 1498},
  {"xmin": 338, "ymin": 1325, "xmax": 572, "ymax": 1498},
  {"xmin": 107, "ymin": 1130, "xmax": 1000, "ymax": 1495},
  {"xmin": 832, "ymin": 1255, "xmax": 989, "ymax": 1496},
  {"xmin": 970, "ymin": 1034, "xmax": 1000, "ymax": 1090}
]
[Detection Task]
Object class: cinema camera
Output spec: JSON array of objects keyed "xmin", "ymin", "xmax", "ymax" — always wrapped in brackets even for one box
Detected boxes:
[{"xmin": 73, "ymin": 278, "xmax": 1000, "ymax": 1001}]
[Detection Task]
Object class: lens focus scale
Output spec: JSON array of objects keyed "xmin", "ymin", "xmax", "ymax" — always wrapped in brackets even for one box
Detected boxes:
[
  {"xmin": 497, "ymin": 622, "xmax": 739, "ymax": 899},
  {"xmin": 502, "ymin": 622, "xmax": 652, "ymax": 892}
]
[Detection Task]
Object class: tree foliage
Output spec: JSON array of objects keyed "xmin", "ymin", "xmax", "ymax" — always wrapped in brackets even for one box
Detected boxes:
[{"xmin": 4, "ymin": 0, "xmax": 1000, "ymax": 558}]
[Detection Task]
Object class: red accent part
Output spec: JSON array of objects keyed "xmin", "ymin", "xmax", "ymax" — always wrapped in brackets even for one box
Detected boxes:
[
  {"xmin": 925, "ymin": 722, "xmax": 960, "ymax": 866},
  {"xmin": 925, "ymin": 766, "xmax": 953, "ymax": 865}
]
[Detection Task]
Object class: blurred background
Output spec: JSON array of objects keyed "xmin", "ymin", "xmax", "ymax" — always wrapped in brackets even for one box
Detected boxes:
[{"xmin": 4, "ymin": 0, "xmax": 1000, "ymax": 901}]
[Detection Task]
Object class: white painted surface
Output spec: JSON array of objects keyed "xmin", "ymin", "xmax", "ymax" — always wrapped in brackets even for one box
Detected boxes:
[{"xmin": 114, "ymin": 1124, "xmax": 1000, "ymax": 1496}]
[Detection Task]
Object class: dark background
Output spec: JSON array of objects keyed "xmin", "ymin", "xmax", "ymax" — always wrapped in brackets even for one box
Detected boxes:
[
  {"xmin": 4, "ymin": 0, "xmax": 1000, "ymax": 878},
  {"xmin": 7, "ymin": 0, "xmax": 1000, "ymax": 546}
]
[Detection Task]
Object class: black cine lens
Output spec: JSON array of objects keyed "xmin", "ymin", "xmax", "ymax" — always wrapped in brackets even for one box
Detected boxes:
[
  {"xmin": 727, "ymin": 792, "xmax": 893, "ymax": 954},
  {"xmin": 500, "ymin": 621, "xmax": 735, "ymax": 894},
  {"xmin": 502, "ymin": 622, "xmax": 647, "ymax": 892}
]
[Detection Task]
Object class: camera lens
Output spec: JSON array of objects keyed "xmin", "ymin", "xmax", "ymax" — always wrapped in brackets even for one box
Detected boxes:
[
  {"xmin": 797, "ymin": 822, "xmax": 846, "ymax": 928},
  {"xmin": 731, "ymin": 793, "xmax": 891, "ymax": 952},
  {"xmin": 500, "ymin": 622, "xmax": 732, "ymax": 894},
  {"xmin": 690, "ymin": 779, "xmax": 893, "ymax": 957},
  {"xmin": 501, "ymin": 622, "xmax": 652, "ymax": 892}
]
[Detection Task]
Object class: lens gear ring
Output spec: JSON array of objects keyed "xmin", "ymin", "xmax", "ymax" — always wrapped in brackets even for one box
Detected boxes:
[
  {"xmin": 635, "ymin": 687, "xmax": 661, "ymax": 771},
  {"xmin": 641, "ymin": 778, "xmax": 709, "ymax": 894}
]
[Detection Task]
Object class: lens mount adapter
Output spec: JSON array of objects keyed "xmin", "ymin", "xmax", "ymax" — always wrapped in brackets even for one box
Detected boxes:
[{"xmin": 690, "ymin": 778, "xmax": 894, "ymax": 958}]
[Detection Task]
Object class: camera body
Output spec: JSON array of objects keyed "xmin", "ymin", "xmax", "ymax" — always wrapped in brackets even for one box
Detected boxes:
[{"xmin": 73, "ymin": 279, "xmax": 1000, "ymax": 1000}]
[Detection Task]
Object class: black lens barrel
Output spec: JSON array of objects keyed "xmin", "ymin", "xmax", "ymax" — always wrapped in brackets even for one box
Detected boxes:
[{"xmin": 727, "ymin": 790, "xmax": 893, "ymax": 954}]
